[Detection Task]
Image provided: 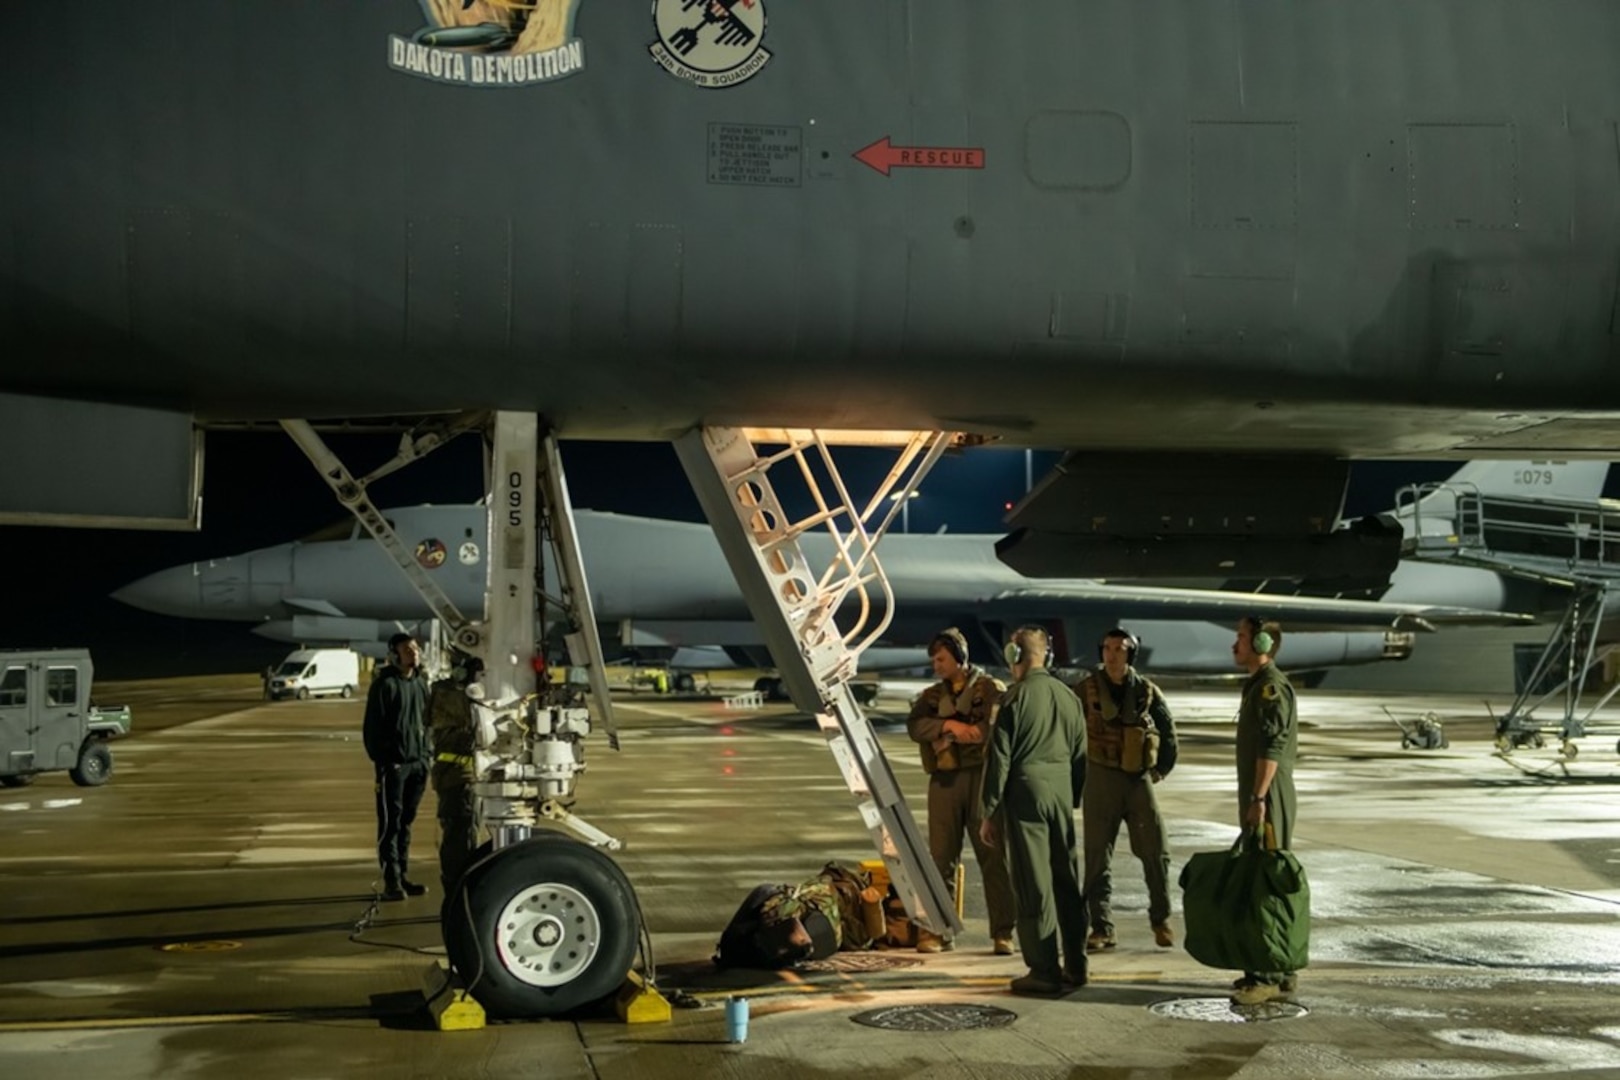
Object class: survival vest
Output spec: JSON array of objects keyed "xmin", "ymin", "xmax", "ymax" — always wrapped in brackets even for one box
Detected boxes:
[
  {"xmin": 907, "ymin": 668, "xmax": 1004, "ymax": 773},
  {"xmin": 1078, "ymin": 671, "xmax": 1161, "ymax": 774}
]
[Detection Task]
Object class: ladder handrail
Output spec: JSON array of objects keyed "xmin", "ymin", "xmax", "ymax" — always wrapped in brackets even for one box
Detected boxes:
[
  {"xmin": 674, "ymin": 425, "xmax": 964, "ymax": 939},
  {"xmin": 1402, "ymin": 481, "xmax": 1620, "ymax": 583}
]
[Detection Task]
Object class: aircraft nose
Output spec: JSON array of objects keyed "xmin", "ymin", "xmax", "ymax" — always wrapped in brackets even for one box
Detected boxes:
[{"xmin": 111, "ymin": 563, "xmax": 205, "ymax": 618}]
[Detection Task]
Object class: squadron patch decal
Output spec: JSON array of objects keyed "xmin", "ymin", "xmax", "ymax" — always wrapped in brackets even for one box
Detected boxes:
[
  {"xmin": 649, "ymin": 0, "xmax": 771, "ymax": 89},
  {"xmin": 1261, "ymin": 684, "xmax": 1279, "ymax": 701},
  {"xmin": 416, "ymin": 539, "xmax": 448, "ymax": 569},
  {"xmin": 389, "ymin": 0, "xmax": 587, "ymax": 88}
]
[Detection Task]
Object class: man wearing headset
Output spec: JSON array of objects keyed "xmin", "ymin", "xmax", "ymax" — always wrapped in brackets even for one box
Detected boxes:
[
  {"xmin": 429, "ymin": 650, "xmax": 486, "ymax": 899},
  {"xmin": 363, "ymin": 632, "xmax": 432, "ymax": 902},
  {"xmin": 978, "ymin": 626, "xmax": 1089, "ymax": 996},
  {"xmin": 1074, "ymin": 627, "xmax": 1180, "ymax": 953},
  {"xmin": 1230, "ymin": 615, "xmax": 1301, "ymax": 1005},
  {"xmin": 904, "ymin": 628, "xmax": 1017, "ymax": 955}
]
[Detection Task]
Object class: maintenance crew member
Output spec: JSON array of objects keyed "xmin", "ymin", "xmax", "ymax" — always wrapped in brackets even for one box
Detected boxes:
[
  {"xmin": 1074, "ymin": 627, "xmax": 1180, "ymax": 951},
  {"xmin": 904, "ymin": 628, "xmax": 1017, "ymax": 955},
  {"xmin": 429, "ymin": 652, "xmax": 486, "ymax": 899},
  {"xmin": 362, "ymin": 632, "xmax": 431, "ymax": 902},
  {"xmin": 978, "ymin": 626, "xmax": 1089, "ymax": 996},
  {"xmin": 1230, "ymin": 615, "xmax": 1301, "ymax": 1005}
]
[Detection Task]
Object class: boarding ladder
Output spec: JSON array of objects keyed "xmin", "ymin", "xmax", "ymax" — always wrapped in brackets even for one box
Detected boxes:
[
  {"xmin": 1398, "ymin": 481, "xmax": 1620, "ymax": 755},
  {"xmin": 674, "ymin": 426, "xmax": 964, "ymax": 939}
]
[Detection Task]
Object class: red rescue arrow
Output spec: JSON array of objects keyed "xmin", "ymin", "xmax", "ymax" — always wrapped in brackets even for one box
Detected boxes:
[{"xmin": 853, "ymin": 136, "xmax": 986, "ymax": 177}]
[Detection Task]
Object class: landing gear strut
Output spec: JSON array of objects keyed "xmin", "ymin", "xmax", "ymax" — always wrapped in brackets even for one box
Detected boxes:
[{"xmin": 283, "ymin": 412, "xmax": 630, "ymax": 1019}]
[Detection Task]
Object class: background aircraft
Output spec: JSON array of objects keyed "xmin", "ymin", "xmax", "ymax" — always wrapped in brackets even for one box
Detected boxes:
[{"xmin": 116, "ymin": 460, "xmax": 1585, "ymax": 682}]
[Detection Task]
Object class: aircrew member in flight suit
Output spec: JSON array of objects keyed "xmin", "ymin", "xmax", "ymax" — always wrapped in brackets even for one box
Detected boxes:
[
  {"xmin": 1230, "ymin": 616, "xmax": 1302, "ymax": 1006},
  {"xmin": 1074, "ymin": 627, "xmax": 1180, "ymax": 952},
  {"xmin": 429, "ymin": 652, "xmax": 486, "ymax": 899},
  {"xmin": 978, "ymin": 626, "xmax": 1089, "ymax": 996},
  {"xmin": 905, "ymin": 628, "xmax": 1017, "ymax": 955}
]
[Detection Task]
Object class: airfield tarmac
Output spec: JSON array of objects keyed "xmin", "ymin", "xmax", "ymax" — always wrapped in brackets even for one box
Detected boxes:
[{"xmin": 2, "ymin": 676, "xmax": 1619, "ymax": 1079}]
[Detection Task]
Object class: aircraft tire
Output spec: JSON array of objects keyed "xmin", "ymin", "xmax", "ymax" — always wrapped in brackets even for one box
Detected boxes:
[
  {"xmin": 0, "ymin": 774, "xmax": 34, "ymax": 788},
  {"xmin": 69, "ymin": 741, "xmax": 112, "ymax": 787},
  {"xmin": 442, "ymin": 834, "xmax": 640, "ymax": 1019}
]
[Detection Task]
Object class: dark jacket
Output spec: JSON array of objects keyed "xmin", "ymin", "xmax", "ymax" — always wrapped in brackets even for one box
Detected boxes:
[{"xmin": 363, "ymin": 666, "xmax": 430, "ymax": 766}]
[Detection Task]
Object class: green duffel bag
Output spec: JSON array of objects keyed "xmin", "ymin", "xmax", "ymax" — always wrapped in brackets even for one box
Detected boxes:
[{"xmin": 1179, "ymin": 831, "xmax": 1310, "ymax": 974}]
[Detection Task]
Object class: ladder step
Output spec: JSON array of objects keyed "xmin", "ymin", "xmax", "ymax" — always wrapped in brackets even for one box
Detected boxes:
[{"xmin": 675, "ymin": 426, "xmax": 962, "ymax": 939}]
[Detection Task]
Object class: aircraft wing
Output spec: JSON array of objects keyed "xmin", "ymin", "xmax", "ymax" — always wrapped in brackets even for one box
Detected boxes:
[{"xmin": 990, "ymin": 582, "xmax": 1534, "ymax": 632}]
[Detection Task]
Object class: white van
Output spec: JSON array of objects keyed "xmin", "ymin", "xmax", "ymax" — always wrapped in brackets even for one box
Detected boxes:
[{"xmin": 267, "ymin": 648, "xmax": 361, "ymax": 701}]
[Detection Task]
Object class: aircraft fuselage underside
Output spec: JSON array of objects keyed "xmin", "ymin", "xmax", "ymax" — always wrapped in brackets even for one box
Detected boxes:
[{"xmin": 4, "ymin": 3, "xmax": 1620, "ymax": 456}]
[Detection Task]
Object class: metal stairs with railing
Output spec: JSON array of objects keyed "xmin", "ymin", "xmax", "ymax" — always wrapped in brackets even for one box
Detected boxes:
[{"xmin": 1398, "ymin": 480, "xmax": 1620, "ymax": 756}]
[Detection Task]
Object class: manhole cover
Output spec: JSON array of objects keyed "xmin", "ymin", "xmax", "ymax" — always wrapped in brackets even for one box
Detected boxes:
[
  {"xmin": 851, "ymin": 1003, "xmax": 1017, "ymax": 1031},
  {"xmin": 158, "ymin": 940, "xmax": 244, "ymax": 953},
  {"xmin": 1149, "ymin": 997, "xmax": 1308, "ymax": 1023},
  {"xmin": 798, "ymin": 953, "xmax": 923, "ymax": 973}
]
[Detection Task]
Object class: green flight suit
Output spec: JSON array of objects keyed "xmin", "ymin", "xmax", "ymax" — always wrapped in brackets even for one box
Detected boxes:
[
  {"xmin": 1076, "ymin": 667, "xmax": 1179, "ymax": 937},
  {"xmin": 429, "ymin": 677, "xmax": 484, "ymax": 897},
  {"xmin": 906, "ymin": 665, "xmax": 1017, "ymax": 941},
  {"xmin": 1235, "ymin": 660, "xmax": 1299, "ymax": 984},
  {"xmin": 980, "ymin": 668, "xmax": 1089, "ymax": 982}
]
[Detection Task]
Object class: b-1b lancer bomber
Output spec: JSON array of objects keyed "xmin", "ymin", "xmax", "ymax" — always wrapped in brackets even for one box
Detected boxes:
[{"xmin": 5, "ymin": 1, "xmax": 1620, "ymax": 1018}]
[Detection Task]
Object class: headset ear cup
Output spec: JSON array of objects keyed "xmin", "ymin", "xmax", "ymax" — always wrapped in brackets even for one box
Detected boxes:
[
  {"xmin": 1003, "ymin": 640, "xmax": 1022, "ymax": 667},
  {"xmin": 1101, "ymin": 631, "xmax": 1140, "ymax": 665},
  {"xmin": 1253, "ymin": 631, "xmax": 1273, "ymax": 656}
]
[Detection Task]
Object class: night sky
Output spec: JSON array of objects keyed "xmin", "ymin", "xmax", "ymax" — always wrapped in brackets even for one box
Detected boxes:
[{"xmin": 0, "ymin": 435, "xmax": 1529, "ymax": 679}]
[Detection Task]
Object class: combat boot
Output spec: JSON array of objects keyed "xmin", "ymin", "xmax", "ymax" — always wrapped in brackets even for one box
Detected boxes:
[
  {"xmin": 1009, "ymin": 973, "xmax": 1064, "ymax": 997},
  {"xmin": 1231, "ymin": 980, "xmax": 1281, "ymax": 1006}
]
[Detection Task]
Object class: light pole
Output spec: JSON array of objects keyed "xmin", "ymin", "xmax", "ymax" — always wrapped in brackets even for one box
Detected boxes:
[{"xmin": 889, "ymin": 490, "xmax": 920, "ymax": 533}]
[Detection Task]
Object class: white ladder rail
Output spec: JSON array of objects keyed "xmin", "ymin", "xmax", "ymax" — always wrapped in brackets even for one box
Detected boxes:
[{"xmin": 674, "ymin": 425, "xmax": 962, "ymax": 938}]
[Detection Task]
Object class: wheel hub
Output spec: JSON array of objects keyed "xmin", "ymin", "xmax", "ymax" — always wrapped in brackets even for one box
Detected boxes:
[
  {"xmin": 532, "ymin": 918, "xmax": 563, "ymax": 948},
  {"xmin": 493, "ymin": 883, "xmax": 602, "ymax": 988}
]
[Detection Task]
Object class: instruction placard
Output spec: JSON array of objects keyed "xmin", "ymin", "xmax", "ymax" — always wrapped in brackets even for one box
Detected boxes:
[{"xmin": 707, "ymin": 123, "xmax": 802, "ymax": 187}]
